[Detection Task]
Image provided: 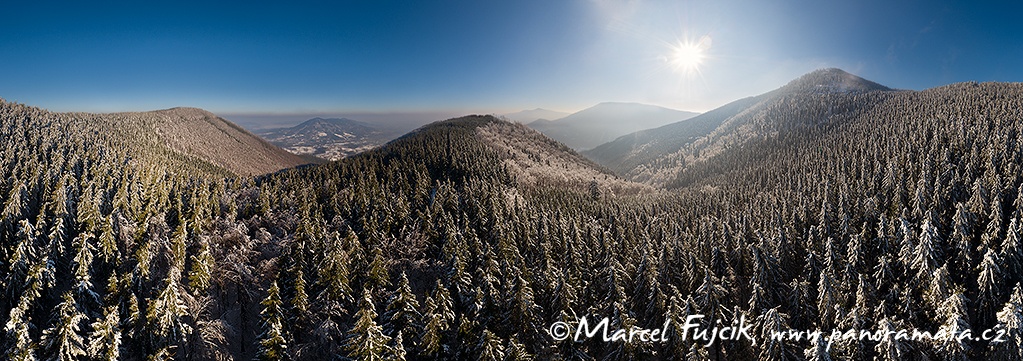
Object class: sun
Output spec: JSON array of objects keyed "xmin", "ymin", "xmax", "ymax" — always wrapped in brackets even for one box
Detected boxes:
[
  {"xmin": 667, "ymin": 35, "xmax": 712, "ymax": 77},
  {"xmin": 672, "ymin": 43, "xmax": 704, "ymax": 71}
]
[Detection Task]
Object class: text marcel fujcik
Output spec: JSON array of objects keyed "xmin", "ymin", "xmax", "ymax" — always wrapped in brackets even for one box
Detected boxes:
[{"xmin": 547, "ymin": 314, "xmax": 1009, "ymax": 348}]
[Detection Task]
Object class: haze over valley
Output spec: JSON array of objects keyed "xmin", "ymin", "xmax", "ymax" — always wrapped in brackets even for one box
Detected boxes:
[
  {"xmin": 3, "ymin": 1, "xmax": 1023, "ymax": 360},
  {"xmin": 256, "ymin": 117, "xmax": 397, "ymax": 161}
]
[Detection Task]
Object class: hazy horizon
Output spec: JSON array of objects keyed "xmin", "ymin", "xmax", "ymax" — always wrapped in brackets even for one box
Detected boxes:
[
  {"xmin": 221, "ymin": 110, "xmax": 471, "ymax": 132},
  {"xmin": 3, "ymin": 1, "xmax": 1022, "ymax": 126}
]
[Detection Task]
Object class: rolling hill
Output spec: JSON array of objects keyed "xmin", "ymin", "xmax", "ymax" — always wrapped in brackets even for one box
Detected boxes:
[
  {"xmin": 526, "ymin": 102, "xmax": 699, "ymax": 150},
  {"xmin": 366, "ymin": 115, "xmax": 651, "ymax": 196},
  {"xmin": 258, "ymin": 117, "xmax": 393, "ymax": 160}
]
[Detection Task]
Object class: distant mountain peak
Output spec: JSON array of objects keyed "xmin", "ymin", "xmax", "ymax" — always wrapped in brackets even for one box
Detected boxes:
[
  {"xmin": 300, "ymin": 117, "xmax": 361, "ymax": 126},
  {"xmin": 502, "ymin": 108, "xmax": 570, "ymax": 123},
  {"xmin": 258, "ymin": 117, "xmax": 387, "ymax": 161},
  {"xmin": 526, "ymin": 102, "xmax": 699, "ymax": 150},
  {"xmin": 585, "ymin": 69, "xmax": 891, "ymax": 186},
  {"xmin": 784, "ymin": 68, "xmax": 891, "ymax": 94},
  {"xmin": 155, "ymin": 107, "xmax": 218, "ymax": 118},
  {"xmin": 594, "ymin": 101, "xmax": 645, "ymax": 106}
]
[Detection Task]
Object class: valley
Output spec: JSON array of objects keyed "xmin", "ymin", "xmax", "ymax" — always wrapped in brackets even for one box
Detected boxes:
[
  {"xmin": 257, "ymin": 117, "xmax": 398, "ymax": 161},
  {"xmin": 2, "ymin": 69, "xmax": 1022, "ymax": 360}
]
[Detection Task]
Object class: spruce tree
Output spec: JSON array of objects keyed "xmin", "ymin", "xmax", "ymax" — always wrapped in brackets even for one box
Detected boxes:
[
  {"xmin": 911, "ymin": 217, "xmax": 942, "ymax": 283},
  {"xmin": 503, "ymin": 336, "xmax": 533, "ymax": 361},
  {"xmin": 804, "ymin": 336, "xmax": 833, "ymax": 361},
  {"xmin": 87, "ymin": 306, "xmax": 122, "ymax": 361},
  {"xmin": 70, "ymin": 230, "xmax": 98, "ymax": 304},
  {"xmin": 39, "ymin": 291, "xmax": 88, "ymax": 361},
  {"xmin": 475, "ymin": 329, "xmax": 505, "ymax": 361},
  {"xmin": 758, "ymin": 307, "xmax": 797, "ymax": 361},
  {"xmin": 1000, "ymin": 217, "xmax": 1022, "ymax": 286},
  {"xmin": 187, "ymin": 235, "xmax": 214, "ymax": 292},
  {"xmin": 382, "ymin": 272, "xmax": 421, "ymax": 339},
  {"xmin": 507, "ymin": 272, "xmax": 541, "ymax": 342},
  {"xmin": 256, "ymin": 281, "xmax": 289, "ymax": 361},
  {"xmin": 147, "ymin": 267, "xmax": 191, "ymax": 346},
  {"xmin": 7, "ymin": 219, "xmax": 36, "ymax": 289},
  {"xmin": 318, "ymin": 230, "xmax": 354, "ymax": 304},
  {"xmin": 343, "ymin": 288, "xmax": 392, "ymax": 361},
  {"xmin": 992, "ymin": 283, "xmax": 1023, "ymax": 360},
  {"xmin": 4, "ymin": 299, "xmax": 37, "ymax": 361},
  {"xmin": 935, "ymin": 293, "xmax": 970, "ymax": 361},
  {"xmin": 389, "ymin": 331, "xmax": 406, "ymax": 361},
  {"xmin": 97, "ymin": 215, "xmax": 118, "ymax": 263},
  {"xmin": 874, "ymin": 318, "xmax": 906, "ymax": 361},
  {"xmin": 977, "ymin": 247, "xmax": 1003, "ymax": 326},
  {"xmin": 982, "ymin": 196, "xmax": 1005, "ymax": 249},
  {"xmin": 419, "ymin": 295, "xmax": 445, "ymax": 357},
  {"xmin": 950, "ymin": 202, "xmax": 976, "ymax": 275},
  {"xmin": 817, "ymin": 271, "xmax": 840, "ymax": 330},
  {"xmin": 365, "ymin": 248, "xmax": 391, "ymax": 290}
]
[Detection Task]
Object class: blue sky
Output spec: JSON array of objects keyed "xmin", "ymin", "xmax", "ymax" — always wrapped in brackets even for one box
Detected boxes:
[{"xmin": 2, "ymin": 0, "xmax": 1021, "ymax": 125}]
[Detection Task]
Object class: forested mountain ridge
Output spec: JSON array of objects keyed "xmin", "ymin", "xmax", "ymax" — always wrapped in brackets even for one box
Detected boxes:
[
  {"xmin": 123, "ymin": 107, "xmax": 312, "ymax": 176},
  {"xmin": 351, "ymin": 115, "xmax": 650, "ymax": 195},
  {"xmin": 4, "ymin": 68, "xmax": 1023, "ymax": 361},
  {"xmin": 0, "ymin": 99, "xmax": 306, "ymax": 178},
  {"xmin": 242, "ymin": 85, "xmax": 1023, "ymax": 361},
  {"xmin": 585, "ymin": 68, "xmax": 894, "ymax": 186},
  {"xmin": 470, "ymin": 117, "xmax": 652, "ymax": 195},
  {"xmin": 668, "ymin": 79, "xmax": 1023, "ymax": 191}
]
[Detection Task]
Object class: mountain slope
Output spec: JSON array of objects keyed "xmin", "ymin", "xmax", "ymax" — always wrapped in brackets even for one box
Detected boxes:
[
  {"xmin": 668, "ymin": 79, "xmax": 1021, "ymax": 190},
  {"xmin": 585, "ymin": 68, "xmax": 893, "ymax": 186},
  {"xmin": 583, "ymin": 95, "xmax": 764, "ymax": 180},
  {"xmin": 258, "ymin": 117, "xmax": 391, "ymax": 160},
  {"xmin": 526, "ymin": 102, "xmax": 699, "ymax": 150},
  {"xmin": 6, "ymin": 74, "xmax": 1023, "ymax": 360},
  {"xmin": 256, "ymin": 81, "xmax": 1023, "ymax": 360},
  {"xmin": 1, "ymin": 100, "xmax": 308, "ymax": 178},
  {"xmin": 136, "ymin": 107, "xmax": 312, "ymax": 176}
]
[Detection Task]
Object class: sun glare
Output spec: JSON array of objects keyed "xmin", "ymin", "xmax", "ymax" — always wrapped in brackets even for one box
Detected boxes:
[{"xmin": 668, "ymin": 35, "xmax": 712, "ymax": 77}]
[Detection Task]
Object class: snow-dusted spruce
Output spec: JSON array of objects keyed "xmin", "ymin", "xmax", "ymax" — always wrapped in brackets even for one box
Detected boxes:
[{"xmin": 4, "ymin": 72, "xmax": 1023, "ymax": 359}]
